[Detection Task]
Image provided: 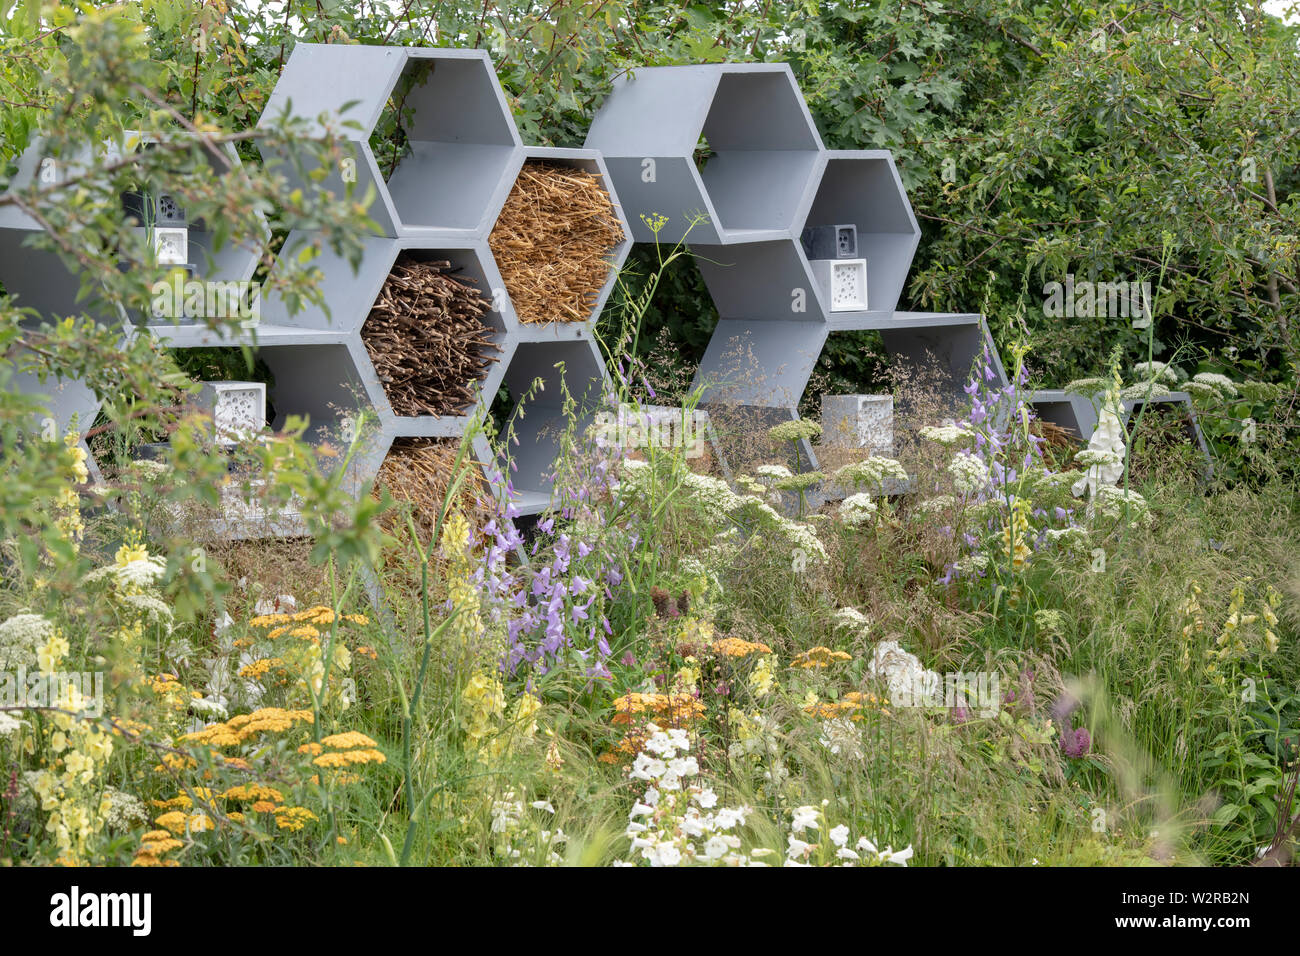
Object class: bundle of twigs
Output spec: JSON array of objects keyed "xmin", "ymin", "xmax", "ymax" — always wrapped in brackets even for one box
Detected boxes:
[
  {"xmin": 374, "ymin": 438, "xmax": 495, "ymax": 546},
  {"xmin": 489, "ymin": 161, "xmax": 625, "ymax": 324},
  {"xmin": 362, "ymin": 257, "xmax": 500, "ymax": 417}
]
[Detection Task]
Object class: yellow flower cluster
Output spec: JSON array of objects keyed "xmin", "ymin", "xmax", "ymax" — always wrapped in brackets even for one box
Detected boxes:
[
  {"xmin": 790, "ymin": 646, "xmax": 852, "ymax": 669},
  {"xmin": 155, "ymin": 810, "xmax": 214, "ymax": 835},
  {"xmin": 179, "ymin": 707, "xmax": 314, "ymax": 748},
  {"xmin": 272, "ymin": 806, "xmax": 319, "ymax": 832},
  {"xmin": 611, "ymin": 691, "xmax": 705, "ymax": 726},
  {"xmin": 711, "ymin": 637, "xmax": 772, "ymax": 658},
  {"xmin": 1000, "ymin": 497, "xmax": 1033, "ymax": 570},
  {"xmin": 298, "ymin": 731, "xmax": 387, "ymax": 769},
  {"xmin": 28, "ymin": 633, "xmax": 115, "ymax": 863},
  {"xmin": 132, "ymin": 830, "xmax": 182, "ymax": 867},
  {"xmin": 803, "ymin": 691, "xmax": 889, "ymax": 720},
  {"xmin": 221, "ymin": 784, "xmax": 285, "ymax": 804},
  {"xmin": 250, "ymin": 606, "xmax": 369, "ymax": 629},
  {"xmin": 238, "ymin": 657, "xmax": 285, "ymax": 680}
]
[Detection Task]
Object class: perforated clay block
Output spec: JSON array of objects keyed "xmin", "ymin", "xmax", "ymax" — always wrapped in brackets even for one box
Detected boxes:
[
  {"xmin": 199, "ymin": 381, "xmax": 266, "ymax": 445},
  {"xmin": 821, "ymin": 394, "xmax": 893, "ymax": 457}
]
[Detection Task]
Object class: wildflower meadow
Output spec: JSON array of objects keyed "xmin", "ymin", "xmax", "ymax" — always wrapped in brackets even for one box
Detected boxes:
[{"xmin": 1, "ymin": 0, "xmax": 1299, "ymax": 931}]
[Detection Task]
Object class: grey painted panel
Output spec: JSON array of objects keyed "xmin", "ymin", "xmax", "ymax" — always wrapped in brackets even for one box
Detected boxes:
[
  {"xmin": 692, "ymin": 240, "xmax": 821, "ymax": 323},
  {"xmin": 694, "ymin": 318, "xmax": 829, "ymax": 408}
]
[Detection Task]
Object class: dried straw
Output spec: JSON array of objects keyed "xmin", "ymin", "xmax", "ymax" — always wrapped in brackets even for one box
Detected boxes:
[
  {"xmin": 374, "ymin": 437, "xmax": 495, "ymax": 546},
  {"xmin": 489, "ymin": 161, "xmax": 624, "ymax": 325},
  {"xmin": 362, "ymin": 257, "xmax": 500, "ymax": 417}
]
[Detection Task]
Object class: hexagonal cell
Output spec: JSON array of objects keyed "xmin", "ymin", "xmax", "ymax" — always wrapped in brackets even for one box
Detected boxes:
[
  {"xmin": 372, "ymin": 433, "xmax": 500, "ymax": 544},
  {"xmin": 258, "ymin": 44, "xmax": 522, "ymax": 238},
  {"xmin": 693, "ymin": 318, "xmax": 829, "ymax": 408},
  {"xmin": 358, "ymin": 247, "xmax": 509, "ymax": 436},
  {"xmin": 585, "ymin": 64, "xmax": 823, "ymax": 245},
  {"xmin": 489, "ymin": 147, "xmax": 631, "ymax": 336},
  {"xmin": 495, "ymin": 339, "xmax": 609, "ymax": 515},
  {"xmin": 1029, "ymin": 389, "xmax": 1097, "ymax": 442},
  {"xmin": 1121, "ymin": 392, "xmax": 1214, "ymax": 478},
  {"xmin": 693, "ymin": 239, "xmax": 823, "ymax": 324},
  {"xmin": 796, "ymin": 314, "xmax": 1008, "ymax": 471},
  {"xmin": 118, "ymin": 132, "xmax": 269, "ymax": 291},
  {"xmin": 2, "ymin": 140, "xmax": 125, "ymax": 438},
  {"xmin": 801, "ymin": 151, "xmax": 920, "ymax": 320}
]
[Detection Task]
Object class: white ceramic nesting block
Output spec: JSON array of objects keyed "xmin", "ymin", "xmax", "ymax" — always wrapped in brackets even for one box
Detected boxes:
[
  {"xmin": 199, "ymin": 381, "xmax": 266, "ymax": 445},
  {"xmin": 811, "ymin": 258, "xmax": 868, "ymax": 312},
  {"xmin": 821, "ymin": 393, "xmax": 893, "ymax": 456}
]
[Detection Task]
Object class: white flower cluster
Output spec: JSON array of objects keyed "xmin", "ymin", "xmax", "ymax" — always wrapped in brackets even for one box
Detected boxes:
[
  {"xmin": 947, "ymin": 452, "xmax": 990, "ymax": 496},
  {"xmin": 621, "ymin": 725, "xmax": 758, "ymax": 867},
  {"xmin": 915, "ymin": 494, "xmax": 956, "ymax": 514},
  {"xmin": 754, "ymin": 463, "xmax": 793, "ymax": 481},
  {"xmin": 838, "ymin": 493, "xmax": 878, "ymax": 527},
  {"xmin": 489, "ymin": 792, "xmax": 567, "ymax": 866},
  {"xmin": 1119, "ymin": 381, "xmax": 1171, "ymax": 401},
  {"xmin": 1094, "ymin": 485, "xmax": 1153, "ymax": 527},
  {"xmin": 919, "ymin": 424, "xmax": 974, "ymax": 447},
  {"xmin": 0, "ymin": 612, "xmax": 54, "ymax": 670},
  {"xmin": 818, "ymin": 716, "xmax": 864, "ymax": 760},
  {"xmin": 620, "ymin": 456, "xmax": 828, "ymax": 566},
  {"xmin": 1191, "ymin": 372, "xmax": 1238, "ymax": 398},
  {"xmin": 831, "ymin": 607, "xmax": 871, "ymax": 633},
  {"xmin": 1132, "ymin": 361, "xmax": 1183, "ymax": 385},
  {"xmin": 869, "ymin": 639, "xmax": 941, "ymax": 707},
  {"xmin": 834, "ymin": 457, "xmax": 909, "ymax": 492},
  {"xmin": 1072, "ymin": 393, "xmax": 1126, "ymax": 499},
  {"xmin": 784, "ymin": 804, "xmax": 914, "ymax": 867}
]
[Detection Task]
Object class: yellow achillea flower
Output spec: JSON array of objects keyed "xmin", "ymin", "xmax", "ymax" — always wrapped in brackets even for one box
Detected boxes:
[
  {"xmin": 252, "ymin": 606, "xmax": 369, "ymax": 629},
  {"xmin": 790, "ymin": 646, "xmax": 852, "ymax": 669},
  {"xmin": 611, "ymin": 692, "xmax": 705, "ymax": 726},
  {"xmin": 154, "ymin": 811, "xmax": 188, "ymax": 835},
  {"xmin": 238, "ymin": 657, "xmax": 285, "ymax": 680},
  {"xmin": 181, "ymin": 708, "xmax": 314, "ymax": 747},
  {"xmin": 273, "ymin": 806, "xmax": 318, "ymax": 831},
  {"xmin": 712, "ymin": 637, "xmax": 773, "ymax": 658},
  {"xmin": 250, "ymin": 800, "xmax": 277, "ymax": 814},
  {"xmin": 803, "ymin": 690, "xmax": 889, "ymax": 720},
  {"xmin": 320, "ymin": 731, "xmax": 379, "ymax": 750},
  {"xmin": 312, "ymin": 748, "xmax": 386, "ymax": 769},
  {"xmin": 151, "ymin": 794, "xmax": 192, "ymax": 810},
  {"xmin": 221, "ymin": 784, "xmax": 285, "ymax": 804}
]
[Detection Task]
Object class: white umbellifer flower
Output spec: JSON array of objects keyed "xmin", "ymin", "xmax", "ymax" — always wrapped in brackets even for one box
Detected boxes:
[
  {"xmin": 831, "ymin": 607, "xmax": 870, "ymax": 633},
  {"xmin": 1182, "ymin": 381, "xmax": 1222, "ymax": 403},
  {"xmin": 1094, "ymin": 485, "xmax": 1153, "ymax": 527},
  {"xmin": 755, "ymin": 463, "xmax": 793, "ymax": 480},
  {"xmin": 919, "ymin": 424, "xmax": 974, "ymax": 447},
  {"xmin": 829, "ymin": 825, "xmax": 851, "ymax": 848},
  {"xmin": 839, "ymin": 492, "xmax": 878, "ymax": 527},
  {"xmin": 1133, "ymin": 361, "xmax": 1182, "ymax": 385},
  {"xmin": 0, "ymin": 711, "xmax": 24, "ymax": 737},
  {"xmin": 1065, "ymin": 377, "xmax": 1108, "ymax": 397},
  {"xmin": 790, "ymin": 805, "xmax": 821, "ymax": 833},
  {"xmin": 0, "ymin": 613, "xmax": 54, "ymax": 670},
  {"xmin": 948, "ymin": 451, "xmax": 989, "ymax": 495},
  {"xmin": 1192, "ymin": 372, "xmax": 1238, "ymax": 397},
  {"xmin": 916, "ymin": 495, "xmax": 956, "ymax": 514},
  {"xmin": 1120, "ymin": 381, "xmax": 1171, "ymax": 401},
  {"xmin": 833, "ymin": 456, "xmax": 909, "ymax": 492},
  {"xmin": 1072, "ymin": 390, "xmax": 1126, "ymax": 499}
]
